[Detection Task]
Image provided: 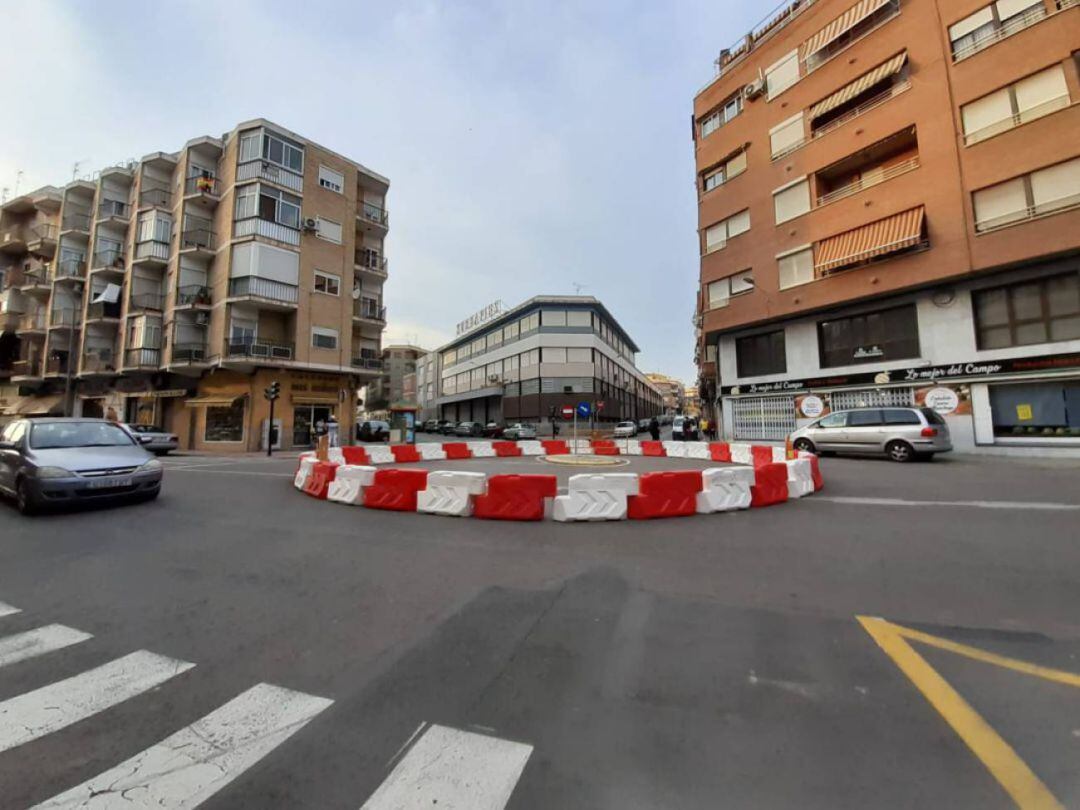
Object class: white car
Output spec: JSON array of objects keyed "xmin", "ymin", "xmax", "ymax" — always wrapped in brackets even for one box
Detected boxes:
[
  {"xmin": 613, "ymin": 421, "xmax": 637, "ymax": 438},
  {"xmin": 503, "ymin": 423, "xmax": 537, "ymax": 440}
]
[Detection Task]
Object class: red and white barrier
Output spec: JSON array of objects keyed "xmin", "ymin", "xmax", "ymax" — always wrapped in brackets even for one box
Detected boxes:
[
  {"xmin": 553, "ymin": 473, "xmax": 639, "ymax": 522},
  {"xmin": 327, "ymin": 465, "xmax": 376, "ymax": 505},
  {"xmin": 729, "ymin": 443, "xmax": 753, "ymax": 465},
  {"xmin": 417, "ymin": 470, "xmax": 487, "ymax": 516},
  {"xmin": 364, "ymin": 445, "xmax": 395, "ymax": 465},
  {"xmin": 696, "ymin": 467, "xmax": 754, "ymax": 513},
  {"xmin": 662, "ymin": 440, "xmax": 688, "ymax": 458},
  {"xmin": 772, "ymin": 445, "xmax": 789, "ymax": 464},
  {"xmin": 328, "ymin": 447, "xmax": 346, "ymax": 465},
  {"xmin": 685, "ymin": 441, "xmax": 712, "ymax": 460},
  {"xmin": 786, "ymin": 458, "xmax": 814, "ymax": 499},
  {"xmin": 518, "ymin": 440, "xmax": 545, "ymax": 456},
  {"xmin": 417, "ymin": 442, "xmax": 448, "ymax": 461},
  {"xmin": 294, "ymin": 456, "xmax": 317, "ymax": 490},
  {"xmin": 470, "ymin": 441, "xmax": 496, "ymax": 458},
  {"xmin": 622, "ymin": 440, "xmax": 643, "ymax": 456}
]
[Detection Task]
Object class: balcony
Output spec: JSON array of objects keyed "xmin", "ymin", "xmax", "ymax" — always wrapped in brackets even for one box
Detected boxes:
[
  {"xmin": 975, "ymin": 192, "xmax": 1080, "ymax": 234},
  {"xmin": 18, "ymin": 264, "xmax": 52, "ymax": 294},
  {"xmin": 354, "ymin": 248, "xmax": 388, "ymax": 277},
  {"xmin": 357, "ymin": 201, "xmax": 389, "ymax": 231},
  {"xmin": 964, "ymin": 94, "xmax": 1071, "ymax": 146},
  {"xmin": 171, "ymin": 342, "xmax": 209, "ymax": 364},
  {"xmin": 61, "ymin": 209, "xmax": 92, "ymax": 234},
  {"xmin": 236, "ymin": 160, "xmax": 304, "ymax": 193},
  {"xmin": 49, "ymin": 308, "xmax": 81, "ymax": 330},
  {"xmin": 179, "ymin": 221, "xmax": 216, "ymax": 257},
  {"xmin": 45, "ymin": 355, "xmax": 73, "ymax": 377},
  {"xmin": 138, "ymin": 181, "xmax": 172, "ymax": 210},
  {"xmin": 86, "ymin": 301, "xmax": 122, "ymax": 323},
  {"xmin": 225, "ymin": 336, "xmax": 294, "ymax": 361},
  {"xmin": 816, "ymin": 157, "xmax": 920, "ymax": 206},
  {"xmin": 227, "ymin": 276, "xmax": 298, "ymax": 308},
  {"xmin": 91, "ymin": 248, "xmax": 126, "ymax": 276},
  {"xmin": 233, "ymin": 217, "xmax": 300, "ymax": 246},
  {"xmin": 811, "ymin": 79, "xmax": 911, "ymax": 142},
  {"xmin": 124, "ymin": 347, "xmax": 162, "ymax": 369},
  {"xmin": 351, "ymin": 355, "xmax": 384, "ymax": 371},
  {"xmin": 952, "ymin": 3, "xmax": 1049, "ymax": 62},
  {"xmin": 128, "ymin": 292, "xmax": 165, "ymax": 313},
  {"xmin": 54, "ymin": 256, "xmax": 87, "ymax": 282},
  {"xmin": 27, "ymin": 223, "xmax": 58, "ymax": 257},
  {"xmin": 18, "ymin": 312, "xmax": 47, "ymax": 334},
  {"xmin": 97, "ymin": 200, "xmax": 130, "ymax": 224},
  {"xmin": 11, "ymin": 358, "xmax": 42, "ymax": 381},
  {"xmin": 133, "ymin": 238, "xmax": 171, "ymax": 268},
  {"xmin": 81, "ymin": 349, "xmax": 117, "ymax": 375},
  {"xmin": 176, "ymin": 284, "xmax": 211, "ymax": 308},
  {"xmin": 0, "ymin": 224, "xmax": 27, "ymax": 254},
  {"xmin": 353, "ymin": 299, "xmax": 387, "ymax": 323},
  {"xmin": 184, "ymin": 175, "xmax": 222, "ymax": 200}
]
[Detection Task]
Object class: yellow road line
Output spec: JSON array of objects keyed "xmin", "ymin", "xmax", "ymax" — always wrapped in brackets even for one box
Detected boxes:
[{"xmin": 857, "ymin": 616, "xmax": 1065, "ymax": 810}]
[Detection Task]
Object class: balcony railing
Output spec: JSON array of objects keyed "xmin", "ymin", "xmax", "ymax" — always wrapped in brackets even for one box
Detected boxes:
[
  {"xmin": 816, "ymin": 158, "xmax": 921, "ymax": 207},
  {"xmin": 18, "ymin": 312, "xmax": 46, "ymax": 331},
  {"xmin": 351, "ymin": 356, "xmax": 384, "ymax": 370},
  {"xmin": 28, "ymin": 223, "xmax": 58, "ymax": 243},
  {"xmin": 184, "ymin": 175, "xmax": 222, "ymax": 197},
  {"xmin": 45, "ymin": 356, "xmax": 72, "ymax": 376},
  {"xmin": 359, "ymin": 201, "xmax": 389, "ymax": 227},
  {"xmin": 98, "ymin": 200, "xmax": 130, "ymax": 220},
  {"xmin": 92, "ymin": 248, "xmax": 126, "ymax": 270},
  {"xmin": 236, "ymin": 160, "xmax": 304, "ymax": 192},
  {"xmin": 233, "ymin": 217, "xmax": 300, "ymax": 246},
  {"xmin": 55, "ymin": 257, "xmax": 87, "ymax": 280},
  {"xmin": 19, "ymin": 265, "xmax": 52, "ymax": 288},
  {"xmin": 228, "ymin": 275, "xmax": 299, "ymax": 305},
  {"xmin": 87, "ymin": 301, "xmax": 122, "ymax": 320},
  {"xmin": 61, "ymin": 209, "xmax": 91, "ymax": 233},
  {"xmin": 135, "ymin": 239, "xmax": 171, "ymax": 263},
  {"xmin": 49, "ymin": 309, "xmax": 81, "ymax": 328},
  {"xmin": 0, "ymin": 224, "xmax": 25, "ymax": 246},
  {"xmin": 138, "ymin": 182, "xmax": 172, "ymax": 209},
  {"xmin": 172, "ymin": 342, "xmax": 209, "ymax": 363},
  {"xmin": 225, "ymin": 336, "xmax": 295, "ymax": 361},
  {"xmin": 354, "ymin": 300, "xmax": 386, "ymax": 321},
  {"xmin": 179, "ymin": 226, "xmax": 215, "ymax": 252},
  {"xmin": 811, "ymin": 80, "xmax": 911, "ymax": 142},
  {"xmin": 952, "ymin": 3, "xmax": 1048, "ymax": 62},
  {"xmin": 975, "ymin": 192, "xmax": 1080, "ymax": 233},
  {"xmin": 12, "ymin": 359, "xmax": 42, "ymax": 378},
  {"xmin": 964, "ymin": 94, "xmax": 1071, "ymax": 145},
  {"xmin": 129, "ymin": 292, "xmax": 165, "ymax": 312},
  {"xmin": 176, "ymin": 284, "xmax": 211, "ymax": 306},
  {"xmin": 82, "ymin": 349, "xmax": 116, "ymax": 373},
  {"xmin": 354, "ymin": 249, "xmax": 388, "ymax": 274},
  {"xmin": 125, "ymin": 348, "xmax": 162, "ymax": 368}
]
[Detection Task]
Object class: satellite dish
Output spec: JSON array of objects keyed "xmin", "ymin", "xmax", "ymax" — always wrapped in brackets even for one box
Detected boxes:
[{"xmin": 351, "ymin": 288, "xmax": 362, "ymax": 300}]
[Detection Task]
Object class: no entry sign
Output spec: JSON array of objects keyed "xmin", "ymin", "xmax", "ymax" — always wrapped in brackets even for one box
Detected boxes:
[{"xmin": 561, "ymin": 405, "xmax": 575, "ymax": 420}]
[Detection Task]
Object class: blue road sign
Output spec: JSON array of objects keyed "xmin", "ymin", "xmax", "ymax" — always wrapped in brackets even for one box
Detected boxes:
[{"xmin": 576, "ymin": 401, "xmax": 591, "ymax": 418}]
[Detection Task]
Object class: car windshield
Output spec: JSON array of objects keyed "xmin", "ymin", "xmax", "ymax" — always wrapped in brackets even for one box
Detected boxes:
[
  {"xmin": 618, "ymin": 422, "xmax": 634, "ymax": 428},
  {"xmin": 30, "ymin": 422, "xmax": 135, "ymax": 449}
]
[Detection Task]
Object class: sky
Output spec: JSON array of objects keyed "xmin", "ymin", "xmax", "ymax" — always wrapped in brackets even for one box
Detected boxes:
[{"xmin": 0, "ymin": 0, "xmax": 760, "ymax": 384}]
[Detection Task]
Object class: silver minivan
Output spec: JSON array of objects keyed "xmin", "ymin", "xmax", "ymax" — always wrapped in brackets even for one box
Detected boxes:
[{"xmin": 789, "ymin": 407, "xmax": 952, "ymax": 462}]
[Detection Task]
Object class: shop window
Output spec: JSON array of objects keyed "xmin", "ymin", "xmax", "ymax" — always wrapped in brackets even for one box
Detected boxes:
[
  {"xmin": 205, "ymin": 402, "xmax": 245, "ymax": 442},
  {"xmin": 735, "ymin": 330, "xmax": 786, "ymax": 377},
  {"xmin": 990, "ymin": 381, "xmax": 1080, "ymax": 438},
  {"xmin": 818, "ymin": 304, "xmax": 921, "ymax": 368},
  {"xmin": 973, "ymin": 271, "xmax": 1080, "ymax": 349}
]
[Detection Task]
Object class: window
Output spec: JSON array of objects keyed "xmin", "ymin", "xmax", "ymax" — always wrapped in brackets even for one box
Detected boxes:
[
  {"xmin": 703, "ymin": 209, "xmax": 751, "ymax": 254},
  {"xmin": 818, "ymin": 412, "xmax": 847, "ymax": 428},
  {"xmin": 974, "ymin": 271, "xmax": 1080, "ymax": 349},
  {"xmin": 765, "ymin": 50, "xmax": 800, "ymax": 99},
  {"xmin": 237, "ymin": 184, "xmax": 302, "ymax": 229},
  {"xmin": 773, "ymin": 178, "xmax": 811, "ymax": 223},
  {"xmin": 520, "ymin": 312, "xmax": 540, "ymax": 333},
  {"xmin": 778, "ymin": 247, "xmax": 814, "ymax": 289},
  {"xmin": 818, "ymin": 304, "xmax": 921, "ymax": 368},
  {"xmin": 962, "ymin": 65, "xmax": 1070, "ymax": 144},
  {"xmin": 314, "ymin": 270, "xmax": 340, "ymax": 296},
  {"xmin": 803, "ymin": 0, "xmax": 901, "ymax": 71},
  {"xmin": 567, "ymin": 310, "xmax": 591, "ymax": 327},
  {"xmin": 883, "ymin": 408, "xmax": 921, "ymax": 425},
  {"xmin": 736, "ymin": 330, "xmax": 786, "ymax": 377},
  {"xmin": 316, "ymin": 217, "xmax": 343, "ymax": 244},
  {"xmin": 261, "ymin": 131, "xmax": 304, "ymax": 173},
  {"xmin": 949, "ymin": 1, "xmax": 1046, "ymax": 60},
  {"xmin": 974, "ymin": 157, "xmax": 1080, "ymax": 232},
  {"xmin": 312, "ymin": 327, "xmax": 339, "ymax": 350},
  {"xmin": 318, "ymin": 165, "xmax": 344, "ymax": 193},
  {"xmin": 543, "ymin": 310, "xmax": 567, "ymax": 327},
  {"xmin": 567, "ymin": 347, "xmax": 592, "ymax": 363},
  {"xmin": 543, "ymin": 347, "xmax": 567, "ymax": 363},
  {"xmin": 848, "ymin": 409, "xmax": 884, "ymax": 427},
  {"xmin": 989, "ymin": 381, "xmax": 1080, "ymax": 438},
  {"xmin": 700, "ymin": 93, "xmax": 742, "ymax": 138},
  {"xmin": 205, "ymin": 402, "xmax": 245, "ymax": 442},
  {"xmin": 487, "ymin": 330, "xmax": 503, "ymax": 349},
  {"xmin": 770, "ymin": 113, "xmax": 805, "ymax": 158},
  {"xmin": 701, "ymin": 149, "xmax": 748, "ymax": 193},
  {"xmin": 707, "ymin": 270, "xmax": 753, "ymax": 309}
]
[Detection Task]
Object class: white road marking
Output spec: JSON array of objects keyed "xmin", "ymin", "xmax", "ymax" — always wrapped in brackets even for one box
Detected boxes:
[
  {"xmin": 165, "ymin": 469, "xmax": 294, "ymax": 477},
  {"xmin": 812, "ymin": 496, "xmax": 1080, "ymax": 511},
  {"xmin": 33, "ymin": 683, "xmax": 332, "ymax": 809},
  {"xmin": 0, "ymin": 600, "xmax": 20, "ymax": 618},
  {"xmin": 361, "ymin": 724, "xmax": 533, "ymax": 810},
  {"xmin": 0, "ymin": 650, "xmax": 195, "ymax": 753},
  {"xmin": 0, "ymin": 624, "xmax": 92, "ymax": 669}
]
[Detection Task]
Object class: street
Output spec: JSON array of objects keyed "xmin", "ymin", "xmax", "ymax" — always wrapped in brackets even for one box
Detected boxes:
[{"xmin": 1, "ymin": 451, "xmax": 1079, "ymax": 808}]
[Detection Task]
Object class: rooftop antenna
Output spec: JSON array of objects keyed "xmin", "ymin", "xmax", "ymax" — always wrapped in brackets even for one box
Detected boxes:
[
  {"xmin": 13, "ymin": 170, "xmax": 24, "ymax": 197},
  {"xmin": 72, "ymin": 160, "xmax": 87, "ymax": 181},
  {"xmin": 572, "ymin": 282, "xmax": 587, "ymax": 295},
  {"xmin": 0, "ymin": 188, "xmax": 7, "ymax": 204}
]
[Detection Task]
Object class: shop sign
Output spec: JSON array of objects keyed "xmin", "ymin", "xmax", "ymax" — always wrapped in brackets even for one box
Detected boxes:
[
  {"xmin": 456, "ymin": 300, "xmax": 506, "ymax": 337},
  {"xmin": 1016, "ymin": 404, "xmax": 1033, "ymax": 421},
  {"xmin": 853, "ymin": 345, "xmax": 884, "ymax": 360},
  {"xmin": 923, "ymin": 387, "xmax": 959, "ymax": 415},
  {"xmin": 799, "ymin": 395, "xmax": 825, "ymax": 418}
]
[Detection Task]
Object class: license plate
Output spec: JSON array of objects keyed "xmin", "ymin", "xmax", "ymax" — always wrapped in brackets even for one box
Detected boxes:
[{"xmin": 87, "ymin": 477, "xmax": 131, "ymax": 490}]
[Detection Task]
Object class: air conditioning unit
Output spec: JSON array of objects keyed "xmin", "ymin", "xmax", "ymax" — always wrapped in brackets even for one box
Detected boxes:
[
  {"xmin": 194, "ymin": 311, "xmax": 210, "ymax": 326},
  {"xmin": 302, "ymin": 217, "xmax": 318, "ymax": 232},
  {"xmin": 744, "ymin": 78, "xmax": 766, "ymax": 100},
  {"xmin": 488, "ymin": 374, "xmax": 500, "ymax": 383}
]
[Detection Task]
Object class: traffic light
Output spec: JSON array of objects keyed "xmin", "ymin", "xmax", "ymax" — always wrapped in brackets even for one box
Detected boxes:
[{"xmin": 265, "ymin": 380, "xmax": 281, "ymax": 401}]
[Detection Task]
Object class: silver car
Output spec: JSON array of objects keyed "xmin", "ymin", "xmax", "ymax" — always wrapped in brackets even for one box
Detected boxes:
[
  {"xmin": 0, "ymin": 418, "xmax": 163, "ymax": 514},
  {"xmin": 790, "ymin": 407, "xmax": 952, "ymax": 462},
  {"xmin": 503, "ymin": 423, "xmax": 537, "ymax": 440},
  {"xmin": 124, "ymin": 424, "xmax": 179, "ymax": 455}
]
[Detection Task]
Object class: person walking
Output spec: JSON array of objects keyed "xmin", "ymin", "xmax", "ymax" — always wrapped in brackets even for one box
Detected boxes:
[
  {"xmin": 326, "ymin": 414, "xmax": 340, "ymax": 447},
  {"xmin": 649, "ymin": 416, "xmax": 660, "ymax": 442}
]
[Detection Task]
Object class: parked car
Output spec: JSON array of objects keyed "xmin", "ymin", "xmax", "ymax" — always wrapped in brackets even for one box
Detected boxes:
[
  {"xmin": 357, "ymin": 420, "xmax": 390, "ymax": 442},
  {"xmin": 454, "ymin": 421, "xmax": 484, "ymax": 437},
  {"xmin": 0, "ymin": 418, "xmax": 163, "ymax": 514},
  {"xmin": 503, "ymin": 423, "xmax": 537, "ymax": 440},
  {"xmin": 790, "ymin": 407, "xmax": 952, "ymax": 462},
  {"xmin": 638, "ymin": 418, "xmax": 652, "ymax": 432},
  {"xmin": 437, "ymin": 420, "xmax": 457, "ymax": 435},
  {"xmin": 123, "ymin": 424, "xmax": 179, "ymax": 455},
  {"xmin": 422, "ymin": 419, "xmax": 440, "ymax": 433},
  {"xmin": 672, "ymin": 416, "xmax": 698, "ymax": 441},
  {"xmin": 613, "ymin": 421, "xmax": 638, "ymax": 438},
  {"xmin": 482, "ymin": 422, "xmax": 505, "ymax": 438}
]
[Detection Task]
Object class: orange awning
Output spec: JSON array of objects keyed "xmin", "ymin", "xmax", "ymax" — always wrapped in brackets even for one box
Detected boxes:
[
  {"xmin": 184, "ymin": 395, "xmax": 244, "ymax": 407},
  {"xmin": 814, "ymin": 207, "xmax": 925, "ymax": 275},
  {"xmin": 808, "ymin": 52, "xmax": 907, "ymax": 120},
  {"xmin": 801, "ymin": 0, "xmax": 893, "ymax": 61}
]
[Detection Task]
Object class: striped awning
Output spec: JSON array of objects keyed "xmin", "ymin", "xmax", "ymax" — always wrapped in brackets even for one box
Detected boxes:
[
  {"xmin": 814, "ymin": 206, "xmax": 925, "ymax": 275},
  {"xmin": 292, "ymin": 395, "xmax": 339, "ymax": 405},
  {"xmin": 808, "ymin": 52, "xmax": 907, "ymax": 120},
  {"xmin": 801, "ymin": 0, "xmax": 893, "ymax": 60},
  {"xmin": 3, "ymin": 394, "xmax": 64, "ymax": 416},
  {"xmin": 184, "ymin": 395, "xmax": 244, "ymax": 407}
]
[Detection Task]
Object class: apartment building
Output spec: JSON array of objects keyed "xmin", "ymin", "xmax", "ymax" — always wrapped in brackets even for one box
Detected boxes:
[
  {"xmin": 0, "ymin": 119, "xmax": 390, "ymax": 451},
  {"xmin": 644, "ymin": 372, "xmax": 687, "ymax": 415},
  {"xmin": 693, "ymin": 0, "xmax": 1080, "ymax": 453},
  {"xmin": 433, "ymin": 296, "xmax": 662, "ymax": 426},
  {"xmin": 363, "ymin": 344, "xmax": 428, "ymax": 411},
  {"xmin": 415, "ymin": 351, "xmax": 439, "ymax": 422}
]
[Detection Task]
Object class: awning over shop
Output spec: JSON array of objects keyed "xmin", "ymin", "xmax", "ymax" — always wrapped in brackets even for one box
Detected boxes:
[
  {"xmin": 808, "ymin": 52, "xmax": 907, "ymax": 120},
  {"xmin": 184, "ymin": 395, "xmax": 244, "ymax": 407},
  {"xmin": 3, "ymin": 394, "xmax": 64, "ymax": 416},
  {"xmin": 91, "ymin": 284, "xmax": 122, "ymax": 305},
  {"xmin": 814, "ymin": 206, "xmax": 925, "ymax": 276},
  {"xmin": 123, "ymin": 389, "xmax": 189, "ymax": 399},
  {"xmin": 801, "ymin": 0, "xmax": 893, "ymax": 61},
  {"xmin": 292, "ymin": 395, "xmax": 339, "ymax": 405}
]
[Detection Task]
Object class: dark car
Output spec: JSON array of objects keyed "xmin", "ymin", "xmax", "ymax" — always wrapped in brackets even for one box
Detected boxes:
[
  {"xmin": 357, "ymin": 420, "xmax": 390, "ymax": 442},
  {"xmin": 437, "ymin": 420, "xmax": 457, "ymax": 435},
  {"xmin": 0, "ymin": 418, "xmax": 163, "ymax": 514},
  {"xmin": 421, "ymin": 419, "xmax": 440, "ymax": 433},
  {"xmin": 454, "ymin": 421, "xmax": 484, "ymax": 437},
  {"xmin": 482, "ymin": 422, "xmax": 505, "ymax": 438}
]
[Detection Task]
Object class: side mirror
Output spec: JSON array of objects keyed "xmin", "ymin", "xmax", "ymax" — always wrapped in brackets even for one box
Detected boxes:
[{"xmin": 0, "ymin": 441, "xmax": 15, "ymax": 451}]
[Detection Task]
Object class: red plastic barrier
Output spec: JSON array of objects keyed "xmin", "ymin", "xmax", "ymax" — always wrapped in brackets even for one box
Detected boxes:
[
  {"xmin": 473, "ymin": 474, "xmax": 557, "ymax": 521},
  {"xmin": 593, "ymin": 446, "xmax": 620, "ymax": 456},
  {"xmin": 640, "ymin": 440, "xmax": 666, "ymax": 457},
  {"xmin": 443, "ymin": 443, "xmax": 472, "ymax": 460},
  {"xmin": 390, "ymin": 444, "xmax": 422, "ymax": 463},
  {"xmin": 806, "ymin": 454, "xmax": 824, "ymax": 491},
  {"xmin": 627, "ymin": 470, "xmax": 703, "ymax": 519},
  {"xmin": 302, "ymin": 461, "xmax": 338, "ymax": 500},
  {"xmin": 541, "ymin": 440, "xmax": 569, "ymax": 455},
  {"xmin": 750, "ymin": 463, "xmax": 789, "ymax": 507},
  {"xmin": 363, "ymin": 468, "xmax": 430, "ymax": 511},
  {"xmin": 341, "ymin": 446, "xmax": 370, "ymax": 465},
  {"xmin": 751, "ymin": 445, "xmax": 774, "ymax": 468},
  {"xmin": 592, "ymin": 439, "xmax": 616, "ymax": 449},
  {"xmin": 492, "ymin": 440, "xmax": 523, "ymax": 457},
  {"xmin": 709, "ymin": 442, "xmax": 731, "ymax": 462}
]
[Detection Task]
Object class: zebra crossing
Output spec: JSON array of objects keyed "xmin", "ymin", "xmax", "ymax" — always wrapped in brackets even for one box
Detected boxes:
[{"xmin": 0, "ymin": 599, "xmax": 533, "ymax": 808}]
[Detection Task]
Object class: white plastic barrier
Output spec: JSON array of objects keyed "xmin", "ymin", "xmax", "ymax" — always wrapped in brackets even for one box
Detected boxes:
[
  {"xmin": 294, "ymin": 457, "xmax": 317, "ymax": 490},
  {"xmin": 518, "ymin": 440, "xmax": 545, "ymax": 456},
  {"xmin": 729, "ymin": 443, "xmax": 753, "ymax": 466},
  {"xmin": 470, "ymin": 441, "xmax": 496, "ymax": 458},
  {"xmin": 417, "ymin": 470, "xmax": 488, "ymax": 516},
  {"xmin": 417, "ymin": 443, "xmax": 448, "ymax": 461},
  {"xmin": 785, "ymin": 458, "xmax": 814, "ymax": 499},
  {"xmin": 771, "ymin": 445, "xmax": 788, "ymax": 463},
  {"xmin": 663, "ymin": 441, "xmax": 688, "ymax": 458},
  {"xmin": 684, "ymin": 441, "xmax": 711, "ymax": 460},
  {"xmin": 327, "ymin": 465, "xmax": 377, "ymax": 505},
  {"xmin": 328, "ymin": 447, "xmax": 346, "ymax": 465},
  {"xmin": 696, "ymin": 466, "xmax": 754, "ymax": 513},
  {"xmin": 565, "ymin": 439, "xmax": 592, "ymax": 453},
  {"xmin": 622, "ymin": 440, "xmax": 643, "ymax": 456},
  {"xmin": 364, "ymin": 445, "xmax": 395, "ymax": 464},
  {"xmin": 553, "ymin": 473, "xmax": 640, "ymax": 522}
]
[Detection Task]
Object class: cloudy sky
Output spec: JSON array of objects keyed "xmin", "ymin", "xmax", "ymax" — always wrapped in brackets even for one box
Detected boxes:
[{"xmin": 0, "ymin": 0, "xmax": 760, "ymax": 383}]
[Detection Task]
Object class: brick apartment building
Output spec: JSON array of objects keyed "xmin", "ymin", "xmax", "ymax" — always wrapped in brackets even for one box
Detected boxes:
[
  {"xmin": 0, "ymin": 119, "xmax": 389, "ymax": 451},
  {"xmin": 693, "ymin": 0, "xmax": 1079, "ymax": 453}
]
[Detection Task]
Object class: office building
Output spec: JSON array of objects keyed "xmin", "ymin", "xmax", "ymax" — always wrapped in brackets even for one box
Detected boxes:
[
  {"xmin": 693, "ymin": 0, "xmax": 1080, "ymax": 452},
  {"xmin": 0, "ymin": 119, "xmax": 389, "ymax": 450}
]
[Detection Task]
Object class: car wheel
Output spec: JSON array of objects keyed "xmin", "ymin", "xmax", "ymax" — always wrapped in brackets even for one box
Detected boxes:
[
  {"xmin": 886, "ymin": 440, "xmax": 915, "ymax": 463},
  {"xmin": 793, "ymin": 438, "xmax": 815, "ymax": 454},
  {"xmin": 15, "ymin": 478, "xmax": 38, "ymax": 516}
]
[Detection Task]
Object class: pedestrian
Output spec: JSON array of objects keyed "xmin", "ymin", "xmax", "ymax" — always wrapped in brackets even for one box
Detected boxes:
[
  {"xmin": 552, "ymin": 420, "xmax": 559, "ymax": 437},
  {"xmin": 326, "ymin": 414, "xmax": 339, "ymax": 447},
  {"xmin": 649, "ymin": 416, "xmax": 660, "ymax": 442}
]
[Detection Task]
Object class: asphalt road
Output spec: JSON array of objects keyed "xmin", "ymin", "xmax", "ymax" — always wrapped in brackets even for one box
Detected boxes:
[{"xmin": 1, "ymin": 449, "xmax": 1079, "ymax": 808}]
